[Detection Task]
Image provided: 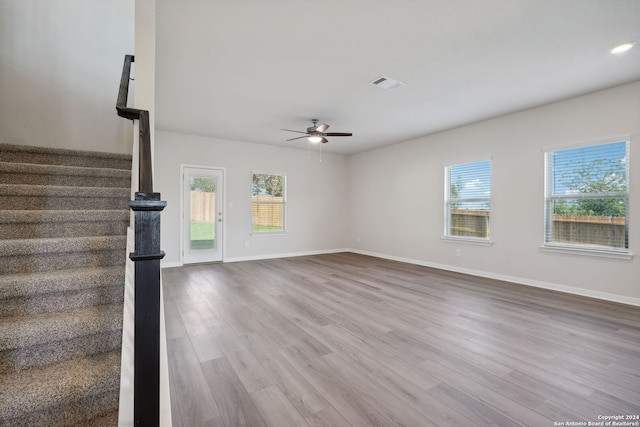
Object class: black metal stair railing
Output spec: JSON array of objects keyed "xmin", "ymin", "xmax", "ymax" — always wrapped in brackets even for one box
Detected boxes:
[{"xmin": 116, "ymin": 54, "xmax": 166, "ymax": 426}]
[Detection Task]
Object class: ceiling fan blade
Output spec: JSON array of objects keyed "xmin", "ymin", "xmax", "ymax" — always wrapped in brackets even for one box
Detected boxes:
[
  {"xmin": 323, "ymin": 132, "xmax": 352, "ymax": 137},
  {"xmin": 281, "ymin": 129, "xmax": 309, "ymax": 134},
  {"xmin": 315, "ymin": 123, "xmax": 329, "ymax": 133},
  {"xmin": 286, "ymin": 135, "xmax": 309, "ymax": 141},
  {"xmin": 321, "ymin": 137, "xmax": 329, "ymax": 144}
]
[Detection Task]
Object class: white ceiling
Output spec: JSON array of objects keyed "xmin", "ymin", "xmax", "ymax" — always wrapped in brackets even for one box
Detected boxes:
[{"xmin": 155, "ymin": 0, "xmax": 640, "ymax": 155}]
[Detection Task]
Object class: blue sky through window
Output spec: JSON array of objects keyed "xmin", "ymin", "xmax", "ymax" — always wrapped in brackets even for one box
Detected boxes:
[
  {"xmin": 450, "ymin": 160, "xmax": 491, "ymax": 200},
  {"xmin": 551, "ymin": 141, "xmax": 627, "ymax": 195}
]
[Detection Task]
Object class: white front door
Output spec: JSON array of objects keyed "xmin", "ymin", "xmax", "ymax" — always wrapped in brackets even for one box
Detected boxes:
[{"xmin": 183, "ymin": 167, "xmax": 224, "ymax": 264}]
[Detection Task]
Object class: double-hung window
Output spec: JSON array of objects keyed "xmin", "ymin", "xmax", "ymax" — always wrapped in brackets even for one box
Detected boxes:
[
  {"xmin": 252, "ymin": 173, "xmax": 286, "ymax": 233},
  {"xmin": 444, "ymin": 160, "xmax": 492, "ymax": 242},
  {"xmin": 543, "ymin": 139, "xmax": 629, "ymax": 256}
]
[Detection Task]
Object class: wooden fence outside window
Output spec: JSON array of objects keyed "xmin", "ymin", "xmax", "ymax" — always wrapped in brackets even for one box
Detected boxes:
[{"xmin": 450, "ymin": 209, "xmax": 625, "ymax": 247}]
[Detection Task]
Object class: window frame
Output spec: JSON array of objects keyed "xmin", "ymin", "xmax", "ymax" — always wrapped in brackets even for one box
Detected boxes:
[
  {"xmin": 542, "ymin": 137, "xmax": 631, "ymax": 259},
  {"xmin": 443, "ymin": 159, "xmax": 492, "ymax": 245},
  {"xmin": 251, "ymin": 172, "xmax": 287, "ymax": 235}
]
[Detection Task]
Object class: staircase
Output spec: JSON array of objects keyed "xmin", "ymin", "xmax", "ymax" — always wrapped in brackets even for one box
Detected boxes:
[{"xmin": 0, "ymin": 143, "xmax": 131, "ymax": 426}]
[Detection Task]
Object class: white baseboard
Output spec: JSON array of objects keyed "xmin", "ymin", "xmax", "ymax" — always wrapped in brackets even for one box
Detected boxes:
[
  {"xmin": 161, "ymin": 248, "xmax": 350, "ymax": 269},
  {"xmin": 160, "ymin": 261, "xmax": 182, "ymax": 269},
  {"xmin": 348, "ymin": 248, "xmax": 640, "ymax": 307},
  {"xmin": 224, "ymin": 248, "xmax": 351, "ymax": 263}
]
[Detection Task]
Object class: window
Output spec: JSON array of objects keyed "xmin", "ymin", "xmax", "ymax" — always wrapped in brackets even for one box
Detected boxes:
[
  {"xmin": 252, "ymin": 173, "xmax": 286, "ymax": 233},
  {"xmin": 544, "ymin": 139, "xmax": 629, "ymax": 254},
  {"xmin": 444, "ymin": 160, "xmax": 491, "ymax": 241}
]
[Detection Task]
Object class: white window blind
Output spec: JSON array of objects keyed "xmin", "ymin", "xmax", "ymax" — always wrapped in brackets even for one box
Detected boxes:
[
  {"xmin": 544, "ymin": 140, "xmax": 629, "ymax": 252},
  {"xmin": 252, "ymin": 173, "xmax": 286, "ymax": 233},
  {"xmin": 445, "ymin": 160, "xmax": 491, "ymax": 240}
]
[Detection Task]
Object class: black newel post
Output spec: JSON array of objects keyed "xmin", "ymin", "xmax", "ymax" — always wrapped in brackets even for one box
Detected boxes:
[{"xmin": 129, "ymin": 192, "xmax": 166, "ymax": 426}]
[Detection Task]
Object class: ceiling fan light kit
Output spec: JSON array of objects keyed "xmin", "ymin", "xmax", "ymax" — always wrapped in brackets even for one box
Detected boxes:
[{"xmin": 281, "ymin": 119, "xmax": 353, "ymax": 144}]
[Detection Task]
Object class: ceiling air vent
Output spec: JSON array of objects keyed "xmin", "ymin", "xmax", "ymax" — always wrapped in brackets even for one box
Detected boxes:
[{"xmin": 370, "ymin": 75, "xmax": 404, "ymax": 90}]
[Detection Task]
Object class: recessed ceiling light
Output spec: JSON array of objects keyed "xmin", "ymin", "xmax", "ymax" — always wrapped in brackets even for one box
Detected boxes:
[{"xmin": 611, "ymin": 42, "xmax": 635, "ymax": 55}]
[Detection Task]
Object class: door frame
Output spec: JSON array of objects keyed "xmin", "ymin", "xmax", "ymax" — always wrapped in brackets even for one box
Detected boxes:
[{"xmin": 180, "ymin": 164, "xmax": 226, "ymax": 265}]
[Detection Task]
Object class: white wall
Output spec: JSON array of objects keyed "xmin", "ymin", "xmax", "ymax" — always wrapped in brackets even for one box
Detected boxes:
[
  {"xmin": 134, "ymin": 0, "xmax": 156, "ymax": 165},
  {"xmin": 348, "ymin": 81, "xmax": 640, "ymax": 304},
  {"xmin": 155, "ymin": 131, "xmax": 349, "ymax": 266},
  {"xmin": 0, "ymin": 1, "xmax": 134, "ymax": 154}
]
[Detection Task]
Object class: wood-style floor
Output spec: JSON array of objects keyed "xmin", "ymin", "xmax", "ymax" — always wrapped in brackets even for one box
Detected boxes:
[{"xmin": 162, "ymin": 253, "xmax": 640, "ymax": 427}]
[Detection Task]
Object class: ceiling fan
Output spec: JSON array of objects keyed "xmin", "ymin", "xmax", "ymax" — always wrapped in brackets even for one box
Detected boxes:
[{"xmin": 281, "ymin": 119, "xmax": 353, "ymax": 144}]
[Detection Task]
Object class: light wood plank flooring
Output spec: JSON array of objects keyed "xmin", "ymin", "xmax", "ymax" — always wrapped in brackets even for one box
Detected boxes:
[{"xmin": 162, "ymin": 253, "xmax": 640, "ymax": 427}]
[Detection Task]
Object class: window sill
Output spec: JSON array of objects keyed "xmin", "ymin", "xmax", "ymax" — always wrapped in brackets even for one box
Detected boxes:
[
  {"xmin": 441, "ymin": 236, "xmax": 493, "ymax": 246},
  {"xmin": 250, "ymin": 231, "xmax": 288, "ymax": 237},
  {"xmin": 540, "ymin": 244, "xmax": 633, "ymax": 260}
]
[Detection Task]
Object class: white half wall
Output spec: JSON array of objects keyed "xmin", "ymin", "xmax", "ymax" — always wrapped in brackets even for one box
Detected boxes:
[
  {"xmin": 0, "ymin": 1, "xmax": 134, "ymax": 154},
  {"xmin": 348, "ymin": 81, "xmax": 640, "ymax": 302},
  {"xmin": 155, "ymin": 131, "xmax": 349, "ymax": 266}
]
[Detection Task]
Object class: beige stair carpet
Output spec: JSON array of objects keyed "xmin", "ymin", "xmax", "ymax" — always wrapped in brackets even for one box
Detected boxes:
[{"xmin": 0, "ymin": 143, "xmax": 131, "ymax": 426}]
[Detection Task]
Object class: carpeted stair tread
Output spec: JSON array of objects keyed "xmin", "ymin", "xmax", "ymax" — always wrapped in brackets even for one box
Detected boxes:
[
  {"xmin": 0, "ymin": 161, "xmax": 131, "ymax": 179},
  {"xmin": 0, "ymin": 209, "xmax": 129, "ymax": 224},
  {"xmin": 0, "ymin": 210, "xmax": 129, "ymax": 239},
  {"xmin": 0, "ymin": 183, "xmax": 129, "ymax": 198},
  {"xmin": 0, "ymin": 209, "xmax": 130, "ymax": 223},
  {"xmin": 0, "ymin": 267, "xmax": 125, "ymax": 319},
  {"xmin": 0, "ymin": 284, "xmax": 124, "ymax": 319},
  {"xmin": 0, "ymin": 184, "xmax": 130, "ymax": 210},
  {"xmin": 0, "ymin": 161, "xmax": 131, "ymax": 188},
  {"xmin": 0, "ymin": 184, "xmax": 131, "ymax": 210},
  {"xmin": 0, "ymin": 235, "xmax": 126, "ymax": 257},
  {"xmin": 0, "ymin": 303, "xmax": 123, "ymax": 351},
  {"xmin": 0, "ymin": 142, "xmax": 131, "ymax": 170},
  {"xmin": 0, "ymin": 350, "xmax": 121, "ymax": 424},
  {"xmin": 0, "ymin": 142, "xmax": 132, "ymax": 160},
  {"xmin": 0, "ymin": 391, "xmax": 119, "ymax": 427},
  {"xmin": 71, "ymin": 410, "xmax": 119, "ymax": 427},
  {"xmin": 0, "ymin": 266, "xmax": 124, "ymax": 300},
  {"xmin": 0, "ymin": 327, "xmax": 122, "ymax": 375}
]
